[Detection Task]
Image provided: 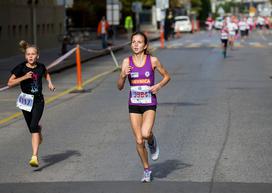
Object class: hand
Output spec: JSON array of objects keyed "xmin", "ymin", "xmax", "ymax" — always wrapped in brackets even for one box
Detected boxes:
[
  {"xmin": 150, "ymin": 83, "xmax": 162, "ymax": 94},
  {"xmin": 121, "ymin": 65, "xmax": 133, "ymax": 78},
  {"xmin": 48, "ymin": 83, "xmax": 55, "ymax": 92},
  {"xmin": 24, "ymin": 71, "xmax": 33, "ymax": 80}
]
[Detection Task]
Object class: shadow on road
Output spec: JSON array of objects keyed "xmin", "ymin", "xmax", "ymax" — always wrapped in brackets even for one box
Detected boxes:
[
  {"xmin": 151, "ymin": 159, "xmax": 191, "ymax": 179},
  {"xmin": 34, "ymin": 150, "xmax": 81, "ymax": 172},
  {"xmin": 159, "ymin": 102, "xmax": 206, "ymax": 107}
]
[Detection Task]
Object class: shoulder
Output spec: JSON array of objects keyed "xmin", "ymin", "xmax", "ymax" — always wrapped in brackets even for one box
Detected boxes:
[
  {"xmin": 150, "ymin": 55, "xmax": 159, "ymax": 64},
  {"xmin": 37, "ymin": 62, "xmax": 46, "ymax": 69},
  {"xmin": 121, "ymin": 57, "xmax": 130, "ymax": 68},
  {"xmin": 13, "ymin": 61, "xmax": 26, "ymax": 70},
  {"xmin": 122, "ymin": 57, "xmax": 130, "ymax": 64},
  {"xmin": 37, "ymin": 62, "xmax": 47, "ymax": 72},
  {"xmin": 149, "ymin": 55, "xmax": 161, "ymax": 69},
  {"xmin": 11, "ymin": 62, "xmax": 26, "ymax": 76},
  {"xmin": 17, "ymin": 61, "xmax": 27, "ymax": 68}
]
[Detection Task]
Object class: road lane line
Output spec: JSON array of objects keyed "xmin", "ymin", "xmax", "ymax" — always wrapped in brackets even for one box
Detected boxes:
[{"xmin": 0, "ymin": 67, "xmax": 118, "ymax": 125}]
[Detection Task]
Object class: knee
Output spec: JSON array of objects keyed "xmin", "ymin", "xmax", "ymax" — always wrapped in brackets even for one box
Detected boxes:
[
  {"xmin": 135, "ymin": 137, "xmax": 144, "ymax": 146},
  {"xmin": 29, "ymin": 124, "xmax": 39, "ymax": 133},
  {"xmin": 142, "ymin": 131, "xmax": 152, "ymax": 140}
]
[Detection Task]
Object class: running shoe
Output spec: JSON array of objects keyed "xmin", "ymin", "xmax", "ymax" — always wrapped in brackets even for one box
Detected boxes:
[
  {"xmin": 141, "ymin": 169, "xmax": 152, "ymax": 183},
  {"xmin": 148, "ymin": 135, "xmax": 160, "ymax": 161},
  {"xmin": 29, "ymin": 155, "xmax": 39, "ymax": 167}
]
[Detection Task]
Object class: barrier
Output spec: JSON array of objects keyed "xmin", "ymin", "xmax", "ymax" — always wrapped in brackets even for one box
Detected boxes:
[
  {"xmin": 0, "ymin": 86, "xmax": 9, "ymax": 92},
  {"xmin": 76, "ymin": 45, "xmax": 83, "ymax": 91},
  {"xmin": 0, "ymin": 41, "xmax": 130, "ymax": 92},
  {"xmin": 46, "ymin": 47, "xmax": 77, "ymax": 70},
  {"xmin": 0, "ymin": 47, "xmax": 77, "ymax": 92},
  {"xmin": 108, "ymin": 47, "xmax": 120, "ymax": 68},
  {"xmin": 191, "ymin": 19, "xmax": 194, "ymax": 33},
  {"xmin": 197, "ymin": 20, "xmax": 200, "ymax": 32},
  {"xmin": 160, "ymin": 24, "xmax": 164, "ymax": 48}
]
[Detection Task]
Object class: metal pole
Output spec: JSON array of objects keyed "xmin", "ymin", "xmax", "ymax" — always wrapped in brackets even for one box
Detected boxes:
[
  {"xmin": 33, "ymin": 3, "xmax": 37, "ymax": 45},
  {"xmin": 63, "ymin": 0, "xmax": 67, "ymax": 35},
  {"xmin": 112, "ymin": 2, "xmax": 115, "ymax": 43}
]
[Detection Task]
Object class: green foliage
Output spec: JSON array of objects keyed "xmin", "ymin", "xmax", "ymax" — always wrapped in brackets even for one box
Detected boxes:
[
  {"xmin": 216, "ymin": 1, "xmax": 238, "ymax": 14},
  {"xmin": 198, "ymin": 0, "xmax": 211, "ymax": 21},
  {"xmin": 120, "ymin": 0, "xmax": 155, "ymax": 13},
  {"xmin": 191, "ymin": 0, "xmax": 202, "ymax": 14}
]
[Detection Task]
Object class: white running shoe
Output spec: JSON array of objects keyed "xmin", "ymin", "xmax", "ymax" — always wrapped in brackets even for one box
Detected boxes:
[
  {"xmin": 141, "ymin": 169, "xmax": 152, "ymax": 183},
  {"xmin": 148, "ymin": 135, "xmax": 160, "ymax": 161}
]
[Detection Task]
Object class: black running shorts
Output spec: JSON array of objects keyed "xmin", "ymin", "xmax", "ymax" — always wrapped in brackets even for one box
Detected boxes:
[{"xmin": 129, "ymin": 105, "xmax": 157, "ymax": 114}]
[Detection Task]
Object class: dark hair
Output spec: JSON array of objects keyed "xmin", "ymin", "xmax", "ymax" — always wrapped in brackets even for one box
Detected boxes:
[
  {"xmin": 19, "ymin": 40, "xmax": 39, "ymax": 54},
  {"xmin": 131, "ymin": 31, "xmax": 150, "ymax": 55}
]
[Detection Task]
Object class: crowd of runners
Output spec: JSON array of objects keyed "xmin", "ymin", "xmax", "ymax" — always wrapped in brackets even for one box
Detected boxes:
[{"xmin": 206, "ymin": 15, "xmax": 271, "ymax": 58}]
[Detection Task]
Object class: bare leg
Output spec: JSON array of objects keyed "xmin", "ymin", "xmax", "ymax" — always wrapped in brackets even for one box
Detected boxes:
[
  {"xmin": 130, "ymin": 113, "xmax": 149, "ymax": 169},
  {"xmin": 31, "ymin": 133, "xmax": 40, "ymax": 156}
]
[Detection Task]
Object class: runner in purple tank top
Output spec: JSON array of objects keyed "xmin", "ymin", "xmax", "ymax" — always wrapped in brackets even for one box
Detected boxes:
[{"xmin": 117, "ymin": 32, "xmax": 170, "ymax": 182}]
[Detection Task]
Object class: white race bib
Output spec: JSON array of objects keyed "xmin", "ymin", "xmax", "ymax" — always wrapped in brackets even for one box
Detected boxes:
[
  {"xmin": 130, "ymin": 86, "xmax": 151, "ymax": 104},
  {"xmin": 16, "ymin": 92, "xmax": 34, "ymax": 112},
  {"xmin": 221, "ymin": 32, "xmax": 228, "ymax": 39}
]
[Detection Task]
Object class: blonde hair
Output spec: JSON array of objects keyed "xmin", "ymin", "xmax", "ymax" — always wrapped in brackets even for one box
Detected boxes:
[{"xmin": 19, "ymin": 40, "xmax": 39, "ymax": 54}]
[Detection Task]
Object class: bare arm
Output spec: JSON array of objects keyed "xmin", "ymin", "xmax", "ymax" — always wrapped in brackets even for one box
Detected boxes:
[
  {"xmin": 117, "ymin": 57, "xmax": 131, "ymax": 90},
  {"xmin": 150, "ymin": 56, "xmax": 171, "ymax": 94},
  {"xmin": 7, "ymin": 72, "xmax": 33, "ymax": 87},
  {"xmin": 45, "ymin": 71, "xmax": 55, "ymax": 91}
]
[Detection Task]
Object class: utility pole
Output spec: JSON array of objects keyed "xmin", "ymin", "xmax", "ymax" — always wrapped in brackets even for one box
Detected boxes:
[
  {"xmin": 63, "ymin": 0, "xmax": 67, "ymax": 35},
  {"xmin": 28, "ymin": 0, "xmax": 38, "ymax": 45}
]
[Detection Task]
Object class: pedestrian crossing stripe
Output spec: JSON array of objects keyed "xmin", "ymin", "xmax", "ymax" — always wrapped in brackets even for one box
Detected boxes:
[
  {"xmin": 185, "ymin": 43, "xmax": 202, "ymax": 48},
  {"xmin": 234, "ymin": 43, "xmax": 244, "ymax": 48},
  {"xmin": 249, "ymin": 42, "xmax": 265, "ymax": 48},
  {"xmin": 209, "ymin": 44, "xmax": 219, "ymax": 48}
]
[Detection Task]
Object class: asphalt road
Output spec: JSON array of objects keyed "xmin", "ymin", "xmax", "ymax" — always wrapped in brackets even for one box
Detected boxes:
[{"xmin": 0, "ymin": 30, "xmax": 272, "ymax": 193}]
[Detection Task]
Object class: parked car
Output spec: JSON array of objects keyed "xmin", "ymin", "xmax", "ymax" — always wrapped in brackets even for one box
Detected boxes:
[
  {"xmin": 174, "ymin": 16, "xmax": 192, "ymax": 33},
  {"xmin": 214, "ymin": 17, "xmax": 224, "ymax": 30}
]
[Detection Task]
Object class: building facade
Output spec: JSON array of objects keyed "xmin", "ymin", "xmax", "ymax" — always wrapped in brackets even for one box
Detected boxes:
[
  {"xmin": 211, "ymin": 0, "xmax": 271, "ymax": 16},
  {"xmin": 0, "ymin": 0, "xmax": 65, "ymax": 58}
]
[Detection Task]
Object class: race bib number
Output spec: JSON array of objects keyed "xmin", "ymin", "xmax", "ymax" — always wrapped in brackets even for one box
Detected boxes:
[
  {"xmin": 16, "ymin": 92, "xmax": 34, "ymax": 112},
  {"xmin": 221, "ymin": 32, "xmax": 228, "ymax": 39},
  {"xmin": 130, "ymin": 86, "xmax": 152, "ymax": 104}
]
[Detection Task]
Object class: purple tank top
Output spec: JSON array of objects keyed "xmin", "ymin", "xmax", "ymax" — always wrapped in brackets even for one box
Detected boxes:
[{"xmin": 128, "ymin": 55, "xmax": 157, "ymax": 106}]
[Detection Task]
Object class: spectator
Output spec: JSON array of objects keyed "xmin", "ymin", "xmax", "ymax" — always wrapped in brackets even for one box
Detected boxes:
[{"xmin": 97, "ymin": 16, "xmax": 110, "ymax": 49}]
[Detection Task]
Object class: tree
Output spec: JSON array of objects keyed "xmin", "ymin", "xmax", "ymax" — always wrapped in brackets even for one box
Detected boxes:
[
  {"xmin": 198, "ymin": 0, "xmax": 211, "ymax": 21},
  {"xmin": 191, "ymin": 0, "xmax": 202, "ymax": 15},
  {"xmin": 67, "ymin": 0, "xmax": 105, "ymax": 28},
  {"xmin": 120, "ymin": 0, "xmax": 155, "ymax": 14}
]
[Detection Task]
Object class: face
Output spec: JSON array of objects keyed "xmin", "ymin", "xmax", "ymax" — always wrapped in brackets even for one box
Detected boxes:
[
  {"xmin": 25, "ymin": 47, "xmax": 39, "ymax": 64},
  {"xmin": 131, "ymin": 34, "xmax": 147, "ymax": 54}
]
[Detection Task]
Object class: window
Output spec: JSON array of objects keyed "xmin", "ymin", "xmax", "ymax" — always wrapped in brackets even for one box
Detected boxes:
[
  {"xmin": 25, "ymin": 25, "xmax": 28, "ymax": 36},
  {"xmin": 47, "ymin": 23, "xmax": 50, "ymax": 33},
  {"xmin": 12, "ymin": 25, "xmax": 16, "ymax": 36},
  {"xmin": 51, "ymin": 23, "xmax": 54, "ymax": 33},
  {"xmin": 59, "ymin": 23, "xmax": 63, "ymax": 33},
  {"xmin": 42, "ymin": 24, "xmax": 45, "ymax": 34},
  {"xmin": 8, "ymin": 25, "xmax": 11, "ymax": 37},
  {"xmin": 37, "ymin": 24, "xmax": 40, "ymax": 34},
  {"xmin": 18, "ymin": 25, "xmax": 22, "ymax": 36}
]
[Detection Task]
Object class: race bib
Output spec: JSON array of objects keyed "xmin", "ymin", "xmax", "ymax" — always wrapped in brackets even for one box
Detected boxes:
[
  {"xmin": 221, "ymin": 32, "xmax": 228, "ymax": 39},
  {"xmin": 130, "ymin": 86, "xmax": 152, "ymax": 104},
  {"xmin": 16, "ymin": 92, "xmax": 34, "ymax": 112}
]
